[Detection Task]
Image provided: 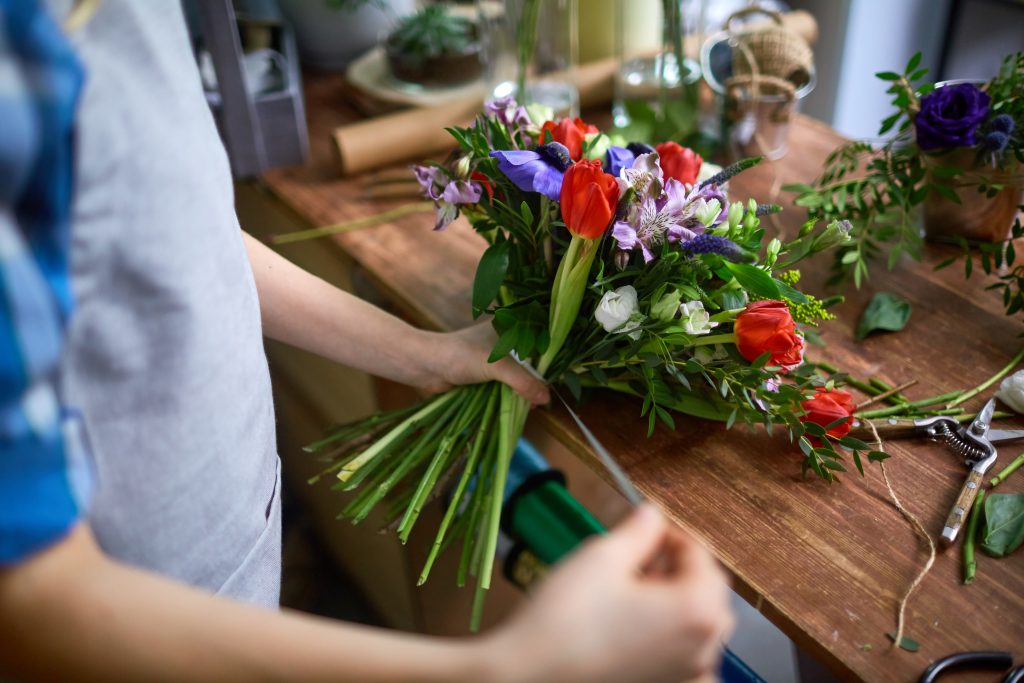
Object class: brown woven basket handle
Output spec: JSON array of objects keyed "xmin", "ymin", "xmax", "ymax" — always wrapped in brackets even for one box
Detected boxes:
[{"xmin": 725, "ymin": 6, "xmax": 785, "ymax": 33}]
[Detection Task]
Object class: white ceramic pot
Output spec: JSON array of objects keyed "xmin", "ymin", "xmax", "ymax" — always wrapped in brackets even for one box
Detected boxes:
[{"xmin": 278, "ymin": 0, "xmax": 415, "ymax": 71}]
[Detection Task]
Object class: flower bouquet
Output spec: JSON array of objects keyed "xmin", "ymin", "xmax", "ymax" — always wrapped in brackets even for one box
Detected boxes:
[
  {"xmin": 786, "ymin": 52, "xmax": 1023, "ymax": 288},
  {"xmin": 307, "ymin": 98, "xmax": 864, "ymax": 627}
]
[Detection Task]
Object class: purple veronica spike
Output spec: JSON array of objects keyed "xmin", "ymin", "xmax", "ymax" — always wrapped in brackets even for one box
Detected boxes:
[
  {"xmin": 681, "ymin": 234, "xmax": 743, "ymax": 261},
  {"xmin": 604, "ymin": 145, "xmax": 635, "ymax": 177},
  {"xmin": 490, "ymin": 149, "xmax": 565, "ymax": 201}
]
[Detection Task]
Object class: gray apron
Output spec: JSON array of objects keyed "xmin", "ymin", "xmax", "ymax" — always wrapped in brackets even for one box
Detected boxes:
[{"xmin": 57, "ymin": 0, "xmax": 281, "ymax": 607}]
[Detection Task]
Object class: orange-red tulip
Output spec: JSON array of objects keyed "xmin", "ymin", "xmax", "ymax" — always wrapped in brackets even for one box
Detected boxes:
[
  {"xmin": 541, "ymin": 117, "xmax": 599, "ymax": 161},
  {"xmin": 559, "ymin": 160, "xmax": 620, "ymax": 240},
  {"xmin": 655, "ymin": 141, "xmax": 702, "ymax": 185},
  {"xmin": 800, "ymin": 388, "xmax": 855, "ymax": 439},
  {"xmin": 734, "ymin": 300, "xmax": 804, "ymax": 368}
]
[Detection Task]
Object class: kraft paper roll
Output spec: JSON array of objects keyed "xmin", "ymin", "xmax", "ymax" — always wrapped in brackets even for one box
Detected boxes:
[
  {"xmin": 333, "ymin": 57, "xmax": 618, "ymax": 176},
  {"xmin": 331, "ymin": 11, "xmax": 816, "ymax": 176}
]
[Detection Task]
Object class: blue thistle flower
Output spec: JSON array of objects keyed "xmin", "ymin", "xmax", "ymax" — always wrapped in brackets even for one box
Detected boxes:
[
  {"xmin": 983, "ymin": 130, "xmax": 1010, "ymax": 154},
  {"xmin": 681, "ymin": 234, "xmax": 744, "ymax": 261},
  {"xmin": 989, "ymin": 114, "xmax": 1015, "ymax": 135}
]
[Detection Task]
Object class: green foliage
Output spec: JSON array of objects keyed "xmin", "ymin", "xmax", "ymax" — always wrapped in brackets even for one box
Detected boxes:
[
  {"xmin": 981, "ymin": 492, "xmax": 1024, "ymax": 557},
  {"xmin": 856, "ymin": 292, "xmax": 911, "ymax": 340},
  {"xmin": 935, "ymin": 210, "xmax": 1024, "ymax": 322},
  {"xmin": 785, "ymin": 51, "xmax": 1023, "ymax": 292},
  {"xmin": 387, "ymin": 4, "xmax": 473, "ymax": 61}
]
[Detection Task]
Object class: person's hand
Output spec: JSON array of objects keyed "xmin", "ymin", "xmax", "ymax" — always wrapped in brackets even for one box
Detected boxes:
[
  {"xmin": 417, "ymin": 322, "xmax": 550, "ymax": 406},
  {"xmin": 482, "ymin": 505, "xmax": 734, "ymax": 683}
]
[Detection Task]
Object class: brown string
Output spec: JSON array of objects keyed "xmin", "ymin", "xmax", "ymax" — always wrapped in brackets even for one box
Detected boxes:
[{"xmin": 866, "ymin": 420, "xmax": 937, "ymax": 649}]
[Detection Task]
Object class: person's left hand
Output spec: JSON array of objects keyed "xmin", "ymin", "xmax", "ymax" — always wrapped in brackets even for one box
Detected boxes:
[{"xmin": 418, "ymin": 322, "xmax": 550, "ymax": 406}]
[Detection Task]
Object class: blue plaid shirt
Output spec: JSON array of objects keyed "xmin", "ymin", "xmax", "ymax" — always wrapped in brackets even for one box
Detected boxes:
[{"xmin": 0, "ymin": 0, "xmax": 90, "ymax": 563}]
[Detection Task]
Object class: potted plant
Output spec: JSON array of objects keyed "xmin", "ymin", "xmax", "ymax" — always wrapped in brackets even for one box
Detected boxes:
[
  {"xmin": 786, "ymin": 52, "xmax": 1023, "ymax": 287},
  {"xmin": 278, "ymin": 0, "xmax": 414, "ymax": 71},
  {"xmin": 384, "ymin": 4, "xmax": 482, "ymax": 87}
]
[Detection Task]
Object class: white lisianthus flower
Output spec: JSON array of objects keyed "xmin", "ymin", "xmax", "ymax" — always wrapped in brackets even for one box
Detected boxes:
[
  {"xmin": 596, "ymin": 285, "xmax": 644, "ymax": 337},
  {"xmin": 678, "ymin": 300, "xmax": 718, "ymax": 335},
  {"xmin": 996, "ymin": 370, "xmax": 1024, "ymax": 414}
]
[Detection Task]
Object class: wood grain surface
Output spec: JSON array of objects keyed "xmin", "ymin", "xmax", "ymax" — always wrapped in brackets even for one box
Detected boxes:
[{"xmin": 263, "ymin": 74, "xmax": 1024, "ymax": 683}]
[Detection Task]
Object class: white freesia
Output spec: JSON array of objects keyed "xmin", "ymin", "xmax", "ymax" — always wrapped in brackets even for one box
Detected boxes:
[
  {"xmin": 695, "ymin": 199, "xmax": 722, "ymax": 227},
  {"xmin": 678, "ymin": 300, "xmax": 718, "ymax": 335},
  {"xmin": 996, "ymin": 370, "xmax": 1024, "ymax": 414},
  {"xmin": 595, "ymin": 285, "xmax": 644, "ymax": 337}
]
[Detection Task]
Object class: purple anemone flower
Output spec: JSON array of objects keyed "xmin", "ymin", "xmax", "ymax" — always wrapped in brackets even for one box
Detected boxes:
[
  {"xmin": 604, "ymin": 146, "xmax": 635, "ymax": 177},
  {"xmin": 489, "ymin": 143, "xmax": 569, "ymax": 201}
]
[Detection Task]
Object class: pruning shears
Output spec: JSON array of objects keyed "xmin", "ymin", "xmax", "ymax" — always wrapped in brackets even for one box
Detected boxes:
[{"xmin": 851, "ymin": 398, "xmax": 1024, "ymax": 545}]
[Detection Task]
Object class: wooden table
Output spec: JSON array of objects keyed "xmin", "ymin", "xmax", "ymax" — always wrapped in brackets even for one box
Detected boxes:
[{"xmin": 263, "ymin": 74, "xmax": 1024, "ymax": 682}]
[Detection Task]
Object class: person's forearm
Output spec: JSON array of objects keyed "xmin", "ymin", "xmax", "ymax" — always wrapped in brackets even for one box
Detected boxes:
[
  {"xmin": 0, "ymin": 524, "xmax": 501, "ymax": 683},
  {"xmin": 243, "ymin": 233, "xmax": 445, "ymax": 389}
]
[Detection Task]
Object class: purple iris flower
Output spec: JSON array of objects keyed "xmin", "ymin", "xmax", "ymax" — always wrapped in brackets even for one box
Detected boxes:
[
  {"xmin": 490, "ymin": 142, "xmax": 570, "ymax": 201},
  {"xmin": 605, "ymin": 146, "xmax": 635, "ymax": 177}
]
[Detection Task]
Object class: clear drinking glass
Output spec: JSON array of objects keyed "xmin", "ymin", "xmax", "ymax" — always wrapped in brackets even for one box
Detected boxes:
[{"xmin": 478, "ymin": 0, "xmax": 579, "ymax": 116}]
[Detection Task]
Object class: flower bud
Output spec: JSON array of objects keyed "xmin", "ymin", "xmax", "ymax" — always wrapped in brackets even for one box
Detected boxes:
[{"xmin": 651, "ymin": 289, "xmax": 682, "ymax": 322}]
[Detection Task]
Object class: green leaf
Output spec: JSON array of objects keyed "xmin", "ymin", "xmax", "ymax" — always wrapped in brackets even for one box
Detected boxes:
[
  {"xmin": 774, "ymin": 278, "xmax": 809, "ymax": 304},
  {"xmin": 487, "ymin": 327, "xmax": 518, "ymax": 363},
  {"xmin": 981, "ymin": 493, "xmax": 1024, "ymax": 558},
  {"xmin": 886, "ymin": 632, "xmax": 921, "ymax": 652},
  {"xmin": 562, "ymin": 372, "xmax": 583, "ymax": 402},
  {"xmin": 471, "ymin": 240, "xmax": 510, "ymax": 317},
  {"xmin": 723, "ymin": 262, "xmax": 781, "ymax": 299},
  {"xmin": 839, "ymin": 436, "xmax": 871, "ymax": 451},
  {"xmin": 906, "ymin": 51, "xmax": 922, "ymax": 73},
  {"xmin": 875, "ymin": 71, "xmax": 901, "ymax": 81},
  {"xmin": 856, "ymin": 292, "xmax": 911, "ymax": 341}
]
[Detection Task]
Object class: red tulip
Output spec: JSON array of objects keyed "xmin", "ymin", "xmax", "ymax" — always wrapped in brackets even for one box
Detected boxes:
[
  {"xmin": 800, "ymin": 389, "xmax": 855, "ymax": 440},
  {"xmin": 734, "ymin": 300, "xmax": 804, "ymax": 369},
  {"xmin": 560, "ymin": 160, "xmax": 620, "ymax": 240},
  {"xmin": 655, "ymin": 141, "xmax": 702, "ymax": 185},
  {"xmin": 541, "ymin": 117, "xmax": 599, "ymax": 161}
]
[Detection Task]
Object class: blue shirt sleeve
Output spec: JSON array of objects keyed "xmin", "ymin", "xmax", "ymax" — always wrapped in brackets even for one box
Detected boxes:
[{"xmin": 0, "ymin": 0, "xmax": 88, "ymax": 564}]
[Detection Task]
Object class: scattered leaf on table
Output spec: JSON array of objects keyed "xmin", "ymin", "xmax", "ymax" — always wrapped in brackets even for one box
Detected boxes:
[
  {"xmin": 886, "ymin": 632, "xmax": 921, "ymax": 652},
  {"xmin": 981, "ymin": 492, "xmax": 1024, "ymax": 557},
  {"xmin": 856, "ymin": 292, "xmax": 911, "ymax": 341}
]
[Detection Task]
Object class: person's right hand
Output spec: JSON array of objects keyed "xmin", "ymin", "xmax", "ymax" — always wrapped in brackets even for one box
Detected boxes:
[{"xmin": 484, "ymin": 505, "xmax": 734, "ymax": 683}]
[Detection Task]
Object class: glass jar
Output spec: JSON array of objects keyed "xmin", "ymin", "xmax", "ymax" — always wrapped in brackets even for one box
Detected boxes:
[
  {"xmin": 478, "ymin": 0, "xmax": 579, "ymax": 116},
  {"xmin": 613, "ymin": 0, "xmax": 705, "ymax": 142}
]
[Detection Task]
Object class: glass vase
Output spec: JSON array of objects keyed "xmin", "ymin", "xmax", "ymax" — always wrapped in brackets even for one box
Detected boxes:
[
  {"xmin": 612, "ymin": 0, "xmax": 705, "ymax": 143},
  {"xmin": 478, "ymin": 0, "xmax": 579, "ymax": 116}
]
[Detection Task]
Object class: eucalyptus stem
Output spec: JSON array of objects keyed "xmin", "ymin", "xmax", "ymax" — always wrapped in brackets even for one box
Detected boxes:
[
  {"xmin": 990, "ymin": 452, "xmax": 1024, "ymax": 489},
  {"xmin": 856, "ymin": 391, "xmax": 963, "ymax": 419},
  {"xmin": 946, "ymin": 347, "xmax": 1024, "ymax": 409},
  {"xmin": 963, "ymin": 488, "xmax": 985, "ymax": 585}
]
